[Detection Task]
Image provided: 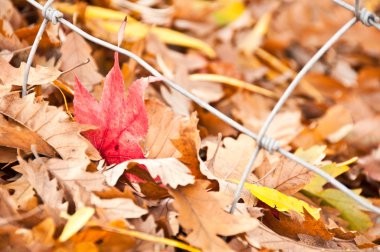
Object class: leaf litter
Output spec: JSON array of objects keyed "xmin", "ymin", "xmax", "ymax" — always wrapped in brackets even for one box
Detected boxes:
[{"xmin": 0, "ymin": 0, "xmax": 380, "ymax": 251}]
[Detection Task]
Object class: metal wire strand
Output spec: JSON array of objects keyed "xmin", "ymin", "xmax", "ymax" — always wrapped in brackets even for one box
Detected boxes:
[
  {"xmin": 334, "ymin": 0, "xmax": 380, "ymax": 29},
  {"xmin": 229, "ymin": 17, "xmax": 358, "ymax": 214},
  {"xmin": 24, "ymin": 0, "xmax": 380, "ymax": 215},
  {"xmin": 21, "ymin": 0, "xmax": 62, "ymax": 97}
]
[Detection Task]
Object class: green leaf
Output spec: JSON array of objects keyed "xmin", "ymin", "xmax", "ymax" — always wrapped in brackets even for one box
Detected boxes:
[{"xmin": 318, "ymin": 189, "xmax": 373, "ymax": 231}]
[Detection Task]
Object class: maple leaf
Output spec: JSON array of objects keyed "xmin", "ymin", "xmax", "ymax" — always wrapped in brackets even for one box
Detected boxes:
[{"xmin": 74, "ymin": 52, "xmax": 154, "ymax": 165}]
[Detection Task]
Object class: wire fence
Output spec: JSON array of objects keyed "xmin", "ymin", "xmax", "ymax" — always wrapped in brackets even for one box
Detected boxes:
[{"xmin": 22, "ymin": 0, "xmax": 380, "ymax": 215}]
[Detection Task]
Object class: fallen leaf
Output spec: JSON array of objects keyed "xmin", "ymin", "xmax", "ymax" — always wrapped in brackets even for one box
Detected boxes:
[
  {"xmin": 238, "ymin": 11, "xmax": 272, "ymax": 55},
  {"xmin": 0, "ymin": 19, "xmax": 26, "ymax": 52},
  {"xmin": 4, "ymin": 175, "xmax": 36, "ymax": 211},
  {"xmin": 169, "ymin": 180, "xmax": 259, "ymax": 252},
  {"xmin": 55, "ymin": 3, "xmax": 216, "ymax": 57},
  {"xmin": 263, "ymin": 209, "xmax": 333, "ymax": 241},
  {"xmin": 74, "ymin": 52, "xmax": 157, "ymax": 164},
  {"xmin": 0, "ymin": 56, "xmax": 62, "ymax": 86},
  {"xmin": 60, "ymin": 32, "xmax": 103, "ymax": 89},
  {"xmin": 255, "ymin": 156, "xmax": 313, "ymax": 195},
  {"xmin": 204, "ymin": 134, "xmax": 262, "ymax": 181},
  {"xmin": 303, "ymin": 162, "xmax": 350, "ymax": 194},
  {"xmin": 32, "ymin": 218, "xmax": 55, "ymax": 245},
  {"xmin": 345, "ymin": 116, "xmax": 380, "ymax": 152},
  {"xmin": 91, "ymin": 195, "xmax": 147, "ymax": 219},
  {"xmin": 213, "ymin": 0, "xmax": 245, "ymax": 26},
  {"xmin": 315, "ymin": 105, "xmax": 353, "ymax": 143},
  {"xmin": 318, "ymin": 189, "xmax": 373, "ymax": 231},
  {"xmin": 15, "ymin": 157, "xmax": 66, "ymax": 211},
  {"xmin": 189, "ymin": 73, "xmax": 276, "ymax": 98},
  {"xmin": 0, "ymin": 114, "xmax": 56, "ymax": 157},
  {"xmin": 59, "ymin": 207, "xmax": 95, "ymax": 242},
  {"xmin": 44, "ymin": 158, "xmax": 106, "ymax": 192},
  {"xmin": 360, "ymin": 146, "xmax": 380, "ymax": 182},
  {"xmin": 103, "ymin": 158, "xmax": 194, "ymax": 188},
  {"xmin": 144, "ymin": 98, "xmax": 183, "ymax": 159},
  {"xmin": 0, "ymin": 93, "xmax": 100, "ymax": 160},
  {"xmin": 234, "ymin": 180, "xmax": 320, "ymax": 219}
]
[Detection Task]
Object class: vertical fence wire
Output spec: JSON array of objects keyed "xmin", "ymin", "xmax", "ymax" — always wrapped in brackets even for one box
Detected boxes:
[{"xmin": 22, "ymin": 0, "xmax": 380, "ymax": 215}]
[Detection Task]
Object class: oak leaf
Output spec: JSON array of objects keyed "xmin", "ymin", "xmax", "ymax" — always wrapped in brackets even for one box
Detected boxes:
[
  {"xmin": 169, "ymin": 180, "xmax": 259, "ymax": 252},
  {"xmin": 15, "ymin": 157, "xmax": 66, "ymax": 211},
  {"xmin": 91, "ymin": 195, "xmax": 147, "ymax": 219},
  {"xmin": 0, "ymin": 114, "xmax": 56, "ymax": 158},
  {"xmin": 255, "ymin": 156, "xmax": 313, "ymax": 195},
  {"xmin": 263, "ymin": 210, "xmax": 333, "ymax": 241},
  {"xmin": 60, "ymin": 32, "xmax": 103, "ymax": 89},
  {"xmin": 0, "ymin": 93, "xmax": 100, "ymax": 160},
  {"xmin": 103, "ymin": 158, "xmax": 194, "ymax": 189},
  {"xmin": 0, "ymin": 56, "xmax": 62, "ymax": 86}
]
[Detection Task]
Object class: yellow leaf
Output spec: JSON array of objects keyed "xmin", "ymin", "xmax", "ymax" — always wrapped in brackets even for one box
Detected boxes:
[
  {"xmin": 55, "ymin": 3, "xmax": 216, "ymax": 58},
  {"xmin": 213, "ymin": 0, "xmax": 245, "ymax": 25},
  {"xmin": 303, "ymin": 163, "xmax": 349, "ymax": 195},
  {"xmin": 238, "ymin": 12, "xmax": 272, "ymax": 55},
  {"xmin": 101, "ymin": 225, "xmax": 201, "ymax": 252},
  {"xmin": 189, "ymin": 73, "xmax": 277, "ymax": 98},
  {"xmin": 295, "ymin": 145, "xmax": 326, "ymax": 164},
  {"xmin": 59, "ymin": 207, "xmax": 95, "ymax": 242},
  {"xmin": 303, "ymin": 157, "xmax": 357, "ymax": 194},
  {"xmin": 231, "ymin": 180, "xmax": 320, "ymax": 219}
]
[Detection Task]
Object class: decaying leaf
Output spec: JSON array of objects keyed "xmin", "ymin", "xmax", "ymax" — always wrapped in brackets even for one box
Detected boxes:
[
  {"xmin": 0, "ymin": 93, "xmax": 100, "ymax": 160},
  {"xmin": 0, "ymin": 114, "xmax": 56, "ymax": 157},
  {"xmin": 91, "ymin": 195, "xmax": 147, "ymax": 219},
  {"xmin": 263, "ymin": 209, "xmax": 333, "ymax": 241},
  {"xmin": 255, "ymin": 156, "xmax": 313, "ymax": 195},
  {"xmin": 169, "ymin": 180, "xmax": 259, "ymax": 252},
  {"xmin": 60, "ymin": 32, "xmax": 103, "ymax": 89},
  {"xmin": 15, "ymin": 157, "xmax": 66, "ymax": 211},
  {"xmin": 103, "ymin": 158, "xmax": 194, "ymax": 188},
  {"xmin": 0, "ymin": 56, "xmax": 62, "ymax": 86}
]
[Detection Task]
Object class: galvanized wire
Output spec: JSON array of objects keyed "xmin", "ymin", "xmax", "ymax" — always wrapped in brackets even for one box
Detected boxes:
[{"xmin": 23, "ymin": 0, "xmax": 380, "ymax": 215}]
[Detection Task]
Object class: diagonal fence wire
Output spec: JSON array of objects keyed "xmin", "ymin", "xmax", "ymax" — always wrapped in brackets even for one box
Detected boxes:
[{"xmin": 22, "ymin": 0, "xmax": 380, "ymax": 215}]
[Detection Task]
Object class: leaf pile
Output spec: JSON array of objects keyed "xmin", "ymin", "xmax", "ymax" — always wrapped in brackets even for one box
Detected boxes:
[{"xmin": 0, "ymin": 0, "xmax": 380, "ymax": 251}]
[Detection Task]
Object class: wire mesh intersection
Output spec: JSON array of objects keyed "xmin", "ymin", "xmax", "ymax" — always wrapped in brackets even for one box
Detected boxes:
[{"xmin": 22, "ymin": 0, "xmax": 380, "ymax": 215}]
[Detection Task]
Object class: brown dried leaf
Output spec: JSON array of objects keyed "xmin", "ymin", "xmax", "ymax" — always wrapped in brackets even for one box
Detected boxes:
[
  {"xmin": 145, "ymin": 98, "xmax": 183, "ymax": 159},
  {"xmin": 204, "ymin": 134, "xmax": 262, "ymax": 181},
  {"xmin": 60, "ymin": 32, "xmax": 103, "ymax": 89},
  {"xmin": 44, "ymin": 158, "xmax": 106, "ymax": 192},
  {"xmin": 0, "ymin": 93, "xmax": 100, "ymax": 160},
  {"xmin": 15, "ymin": 157, "xmax": 66, "ymax": 211},
  {"xmin": 255, "ymin": 156, "xmax": 313, "ymax": 195},
  {"xmin": 4, "ymin": 175, "xmax": 37, "ymax": 211},
  {"xmin": 169, "ymin": 180, "xmax": 259, "ymax": 252},
  {"xmin": 0, "ymin": 56, "xmax": 62, "ymax": 86},
  {"xmin": 0, "ymin": 114, "xmax": 56, "ymax": 157},
  {"xmin": 246, "ymin": 223, "xmax": 353, "ymax": 251},
  {"xmin": 0, "ymin": 20, "xmax": 26, "ymax": 52},
  {"xmin": 104, "ymin": 158, "xmax": 194, "ymax": 189},
  {"xmin": 91, "ymin": 195, "xmax": 147, "ymax": 219},
  {"xmin": 263, "ymin": 210, "xmax": 333, "ymax": 241},
  {"xmin": 0, "ymin": 188, "xmax": 20, "ymax": 224}
]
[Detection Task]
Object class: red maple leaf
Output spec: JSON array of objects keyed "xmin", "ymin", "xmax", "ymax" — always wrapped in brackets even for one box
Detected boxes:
[{"xmin": 74, "ymin": 52, "xmax": 153, "ymax": 165}]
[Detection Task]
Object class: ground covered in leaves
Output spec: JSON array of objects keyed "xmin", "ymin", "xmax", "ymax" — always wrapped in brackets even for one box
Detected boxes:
[{"xmin": 1, "ymin": 0, "xmax": 380, "ymax": 251}]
